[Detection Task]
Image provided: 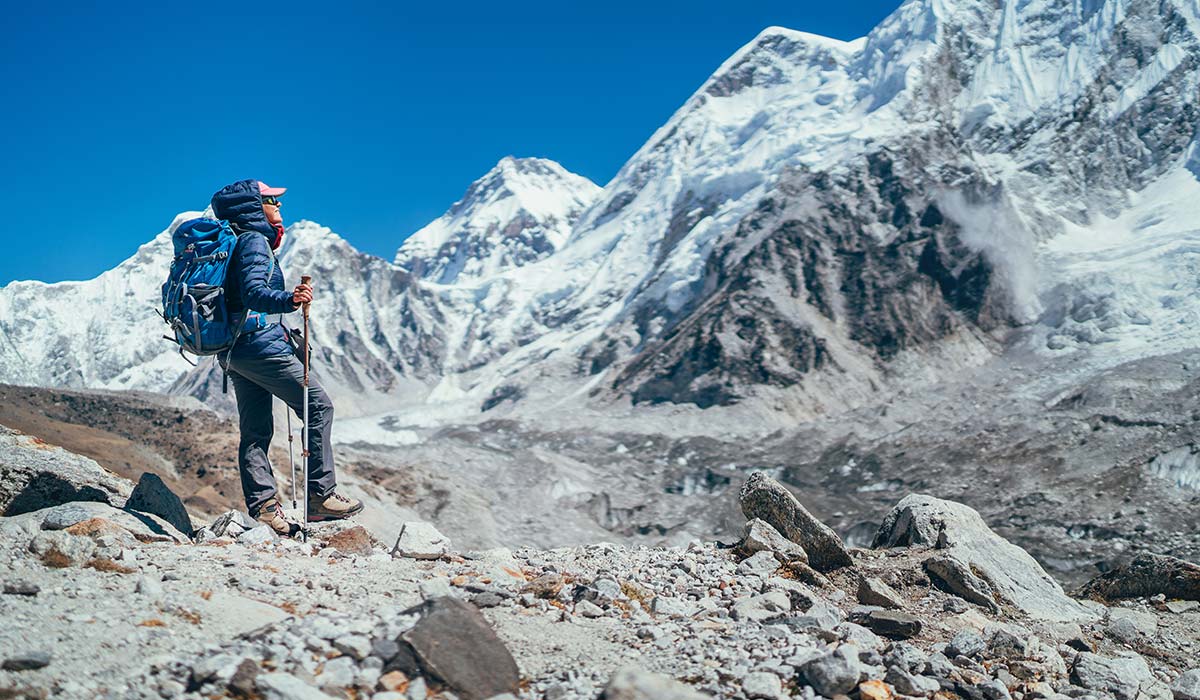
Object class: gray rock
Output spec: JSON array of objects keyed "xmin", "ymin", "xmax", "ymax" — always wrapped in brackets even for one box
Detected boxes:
[
  {"xmin": 600, "ymin": 667, "xmax": 708, "ymax": 699},
  {"xmin": 318, "ymin": 656, "xmax": 356, "ymax": 689},
  {"xmin": 1071, "ymin": 652, "xmax": 1163, "ymax": 700},
  {"xmin": 398, "ymin": 596, "xmax": 520, "ymax": 700},
  {"xmin": 947, "ymin": 630, "xmax": 986, "ymax": 658},
  {"xmin": 732, "ymin": 590, "xmax": 792, "ymax": 622},
  {"xmin": 924, "ymin": 554, "xmax": 1001, "ymax": 613},
  {"xmin": 419, "ymin": 576, "xmax": 457, "ymax": 600},
  {"xmin": 124, "ymin": 472, "xmax": 194, "ymax": 537},
  {"xmin": 743, "ymin": 671, "xmax": 783, "ymax": 699},
  {"xmin": 575, "ymin": 600, "xmax": 605, "ymax": 618},
  {"xmin": 2, "ymin": 581, "xmax": 39, "ymax": 596},
  {"xmin": 28, "ymin": 530, "xmax": 95, "ymax": 566},
  {"xmin": 238, "ymin": 524, "xmax": 277, "ymax": 546},
  {"xmin": 135, "ymin": 575, "xmax": 164, "ymax": 598},
  {"xmin": 737, "ymin": 518, "xmax": 809, "ymax": 564},
  {"xmin": 1166, "ymin": 600, "xmax": 1200, "ymax": 614},
  {"xmin": 1078, "ymin": 553, "xmax": 1200, "ymax": 602},
  {"xmin": 1174, "ymin": 669, "xmax": 1200, "ymax": 700},
  {"xmin": 333, "ymin": 634, "xmax": 371, "ymax": 660},
  {"xmin": 1106, "ymin": 607, "xmax": 1157, "ymax": 644},
  {"xmin": 257, "ymin": 672, "xmax": 330, "ymax": 700},
  {"xmin": 783, "ymin": 599, "xmax": 843, "ymax": 632},
  {"xmin": 800, "ymin": 647, "xmax": 860, "ymax": 696},
  {"xmin": 392, "ymin": 521, "xmax": 450, "ymax": 560},
  {"xmin": 737, "ymin": 550, "xmax": 781, "ymax": 578},
  {"xmin": 651, "ymin": 596, "xmax": 697, "ymax": 619},
  {"xmin": 857, "ymin": 576, "xmax": 904, "ymax": 609},
  {"xmin": 191, "ymin": 653, "xmax": 240, "ymax": 686},
  {"xmin": 0, "ymin": 425, "xmax": 130, "ymax": 516},
  {"xmin": 228, "ymin": 658, "xmax": 259, "ymax": 698},
  {"xmin": 861, "ymin": 609, "xmax": 922, "ymax": 639},
  {"xmin": 875, "ymin": 494, "xmax": 1095, "ymax": 622},
  {"xmin": 885, "ymin": 666, "xmax": 940, "ymax": 697},
  {"xmin": 739, "ymin": 472, "xmax": 853, "ymax": 572},
  {"xmin": 2, "ymin": 651, "xmax": 51, "ymax": 671}
]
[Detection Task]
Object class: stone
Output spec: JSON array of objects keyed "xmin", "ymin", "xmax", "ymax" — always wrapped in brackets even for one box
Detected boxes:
[
  {"xmin": 576, "ymin": 600, "xmax": 605, "ymax": 617},
  {"xmin": 228, "ymin": 658, "xmax": 259, "ymax": 698},
  {"xmin": 333, "ymin": 634, "xmax": 372, "ymax": 660},
  {"xmin": 857, "ymin": 576, "xmax": 905, "ymax": 609},
  {"xmin": 2, "ymin": 581, "xmax": 40, "ymax": 596},
  {"xmin": 1077, "ymin": 553, "xmax": 1200, "ymax": 602},
  {"xmin": 391, "ymin": 521, "xmax": 450, "ymax": 560},
  {"xmin": 875, "ymin": 494, "xmax": 1095, "ymax": 622},
  {"xmin": 739, "ymin": 472, "xmax": 853, "ymax": 572},
  {"xmin": 1166, "ymin": 600, "xmax": 1200, "ymax": 614},
  {"xmin": 472, "ymin": 592, "xmax": 504, "ymax": 608},
  {"xmin": 238, "ymin": 524, "xmax": 276, "ymax": 546},
  {"xmin": 924, "ymin": 554, "xmax": 1000, "ymax": 613},
  {"xmin": 1173, "ymin": 669, "xmax": 1200, "ymax": 700},
  {"xmin": 321, "ymin": 524, "xmax": 375, "ymax": 555},
  {"xmin": 651, "ymin": 596, "xmax": 697, "ymax": 619},
  {"xmin": 377, "ymin": 670, "xmax": 409, "ymax": 691},
  {"xmin": 859, "ymin": 680, "xmax": 893, "ymax": 700},
  {"xmin": 599, "ymin": 667, "xmax": 708, "ymax": 700},
  {"xmin": 11, "ymin": 500, "xmax": 188, "ymax": 543},
  {"xmin": 862, "ymin": 609, "xmax": 922, "ymax": 639},
  {"xmin": 257, "ymin": 672, "xmax": 331, "ymax": 700},
  {"xmin": 743, "ymin": 671, "xmax": 783, "ymax": 699},
  {"xmin": 124, "ymin": 472, "xmax": 194, "ymax": 537},
  {"xmin": 420, "ymin": 576, "xmax": 457, "ymax": 600},
  {"xmin": 398, "ymin": 596, "xmax": 520, "ymax": 700},
  {"xmin": 1071, "ymin": 652, "xmax": 1162, "ymax": 700},
  {"xmin": 800, "ymin": 647, "xmax": 860, "ymax": 696},
  {"xmin": 210, "ymin": 510, "xmax": 257, "ymax": 538},
  {"xmin": 737, "ymin": 518, "xmax": 809, "ymax": 564},
  {"xmin": 737, "ymin": 550, "xmax": 781, "ymax": 578},
  {"xmin": 191, "ymin": 654, "xmax": 240, "ymax": 686},
  {"xmin": 318, "ymin": 656, "xmax": 357, "ymax": 689},
  {"xmin": 28, "ymin": 530, "xmax": 96, "ymax": 567},
  {"xmin": 1107, "ymin": 607, "xmax": 1156, "ymax": 644},
  {"xmin": 947, "ymin": 630, "xmax": 986, "ymax": 658},
  {"xmin": 732, "ymin": 590, "xmax": 792, "ymax": 622},
  {"xmin": 0, "ymin": 425, "xmax": 130, "ymax": 516},
  {"xmin": 885, "ymin": 666, "xmax": 940, "ymax": 697},
  {"xmin": 2, "ymin": 651, "xmax": 51, "ymax": 671},
  {"xmin": 135, "ymin": 575, "xmax": 164, "ymax": 598},
  {"xmin": 522, "ymin": 572, "xmax": 564, "ymax": 598}
]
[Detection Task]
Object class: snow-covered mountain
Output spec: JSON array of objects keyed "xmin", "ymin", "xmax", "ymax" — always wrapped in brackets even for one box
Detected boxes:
[
  {"xmin": 394, "ymin": 156, "xmax": 600, "ymax": 284},
  {"xmin": 5, "ymin": 0, "xmax": 1200, "ymax": 437}
]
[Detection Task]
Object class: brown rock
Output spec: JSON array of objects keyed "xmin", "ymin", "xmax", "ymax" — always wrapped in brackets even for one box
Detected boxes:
[
  {"xmin": 738, "ymin": 472, "xmax": 853, "ymax": 572},
  {"xmin": 523, "ymin": 572, "xmax": 565, "ymax": 598},
  {"xmin": 859, "ymin": 679, "xmax": 894, "ymax": 700},
  {"xmin": 322, "ymin": 525, "xmax": 375, "ymax": 555},
  {"xmin": 378, "ymin": 670, "xmax": 409, "ymax": 692}
]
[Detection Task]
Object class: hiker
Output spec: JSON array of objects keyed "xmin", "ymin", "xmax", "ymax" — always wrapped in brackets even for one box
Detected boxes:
[{"xmin": 210, "ymin": 179, "xmax": 363, "ymax": 534}]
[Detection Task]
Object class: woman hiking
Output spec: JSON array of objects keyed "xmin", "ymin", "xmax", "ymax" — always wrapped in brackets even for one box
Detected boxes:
[{"xmin": 211, "ymin": 179, "xmax": 363, "ymax": 534}]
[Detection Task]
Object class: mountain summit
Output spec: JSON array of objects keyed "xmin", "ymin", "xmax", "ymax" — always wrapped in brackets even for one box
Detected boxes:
[{"xmin": 394, "ymin": 156, "xmax": 600, "ymax": 285}]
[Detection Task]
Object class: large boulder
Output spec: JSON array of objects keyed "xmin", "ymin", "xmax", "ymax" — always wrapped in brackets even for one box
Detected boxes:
[
  {"xmin": 2, "ymin": 501, "xmax": 189, "ymax": 543},
  {"xmin": 739, "ymin": 472, "xmax": 853, "ymax": 571},
  {"xmin": 873, "ymin": 494, "xmax": 1096, "ymax": 622},
  {"xmin": 388, "ymin": 596, "xmax": 519, "ymax": 700},
  {"xmin": 124, "ymin": 472, "xmax": 194, "ymax": 537},
  {"xmin": 0, "ymin": 425, "xmax": 131, "ymax": 516},
  {"xmin": 1076, "ymin": 553, "xmax": 1200, "ymax": 602}
]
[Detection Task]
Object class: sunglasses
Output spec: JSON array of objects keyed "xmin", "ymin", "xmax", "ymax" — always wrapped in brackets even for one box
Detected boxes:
[{"xmin": 263, "ymin": 196, "xmax": 282, "ymax": 207}]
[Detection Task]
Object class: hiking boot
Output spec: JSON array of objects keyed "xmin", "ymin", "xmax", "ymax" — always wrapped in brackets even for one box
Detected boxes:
[
  {"xmin": 254, "ymin": 497, "xmax": 296, "ymax": 536},
  {"xmin": 308, "ymin": 491, "xmax": 364, "ymax": 522}
]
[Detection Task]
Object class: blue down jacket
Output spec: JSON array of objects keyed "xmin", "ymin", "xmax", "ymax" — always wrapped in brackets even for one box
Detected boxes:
[{"xmin": 210, "ymin": 179, "xmax": 296, "ymax": 360}]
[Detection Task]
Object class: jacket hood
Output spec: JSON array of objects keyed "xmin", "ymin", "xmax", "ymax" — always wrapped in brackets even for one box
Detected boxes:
[{"xmin": 210, "ymin": 179, "xmax": 276, "ymax": 239}]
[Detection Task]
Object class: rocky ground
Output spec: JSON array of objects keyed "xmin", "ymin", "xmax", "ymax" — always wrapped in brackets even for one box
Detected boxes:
[{"xmin": 1, "ymin": 428, "xmax": 1199, "ymax": 700}]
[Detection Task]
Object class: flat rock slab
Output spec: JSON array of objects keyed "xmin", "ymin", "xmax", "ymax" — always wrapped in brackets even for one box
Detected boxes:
[
  {"xmin": 862, "ymin": 610, "xmax": 922, "ymax": 639},
  {"xmin": 600, "ymin": 667, "xmax": 709, "ymax": 700},
  {"xmin": 398, "ymin": 596, "xmax": 520, "ymax": 700},
  {"xmin": 1077, "ymin": 553, "xmax": 1200, "ymax": 602},
  {"xmin": 739, "ymin": 472, "xmax": 853, "ymax": 572},
  {"xmin": 125, "ymin": 472, "xmax": 193, "ymax": 537},
  {"xmin": 0, "ymin": 426, "xmax": 131, "ymax": 516},
  {"xmin": 874, "ymin": 494, "xmax": 1095, "ymax": 623},
  {"xmin": 5, "ymin": 501, "xmax": 188, "ymax": 544},
  {"xmin": 392, "ymin": 521, "xmax": 450, "ymax": 560}
]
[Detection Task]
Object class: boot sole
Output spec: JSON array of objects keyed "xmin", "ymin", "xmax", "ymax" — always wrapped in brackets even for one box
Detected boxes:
[{"xmin": 306, "ymin": 503, "xmax": 364, "ymax": 522}]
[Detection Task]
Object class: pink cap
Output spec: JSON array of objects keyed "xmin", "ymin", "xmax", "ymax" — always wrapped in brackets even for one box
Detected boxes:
[{"xmin": 258, "ymin": 180, "xmax": 287, "ymax": 197}]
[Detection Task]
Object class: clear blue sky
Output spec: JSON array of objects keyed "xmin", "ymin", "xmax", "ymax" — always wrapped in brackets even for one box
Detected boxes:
[{"xmin": 1, "ymin": 1, "xmax": 900, "ymax": 285}]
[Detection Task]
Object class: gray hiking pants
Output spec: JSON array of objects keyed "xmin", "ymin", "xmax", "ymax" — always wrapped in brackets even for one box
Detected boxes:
[{"xmin": 225, "ymin": 351, "xmax": 336, "ymax": 516}]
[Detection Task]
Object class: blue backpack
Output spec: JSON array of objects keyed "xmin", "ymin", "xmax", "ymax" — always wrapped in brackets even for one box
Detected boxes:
[{"xmin": 160, "ymin": 218, "xmax": 273, "ymax": 363}]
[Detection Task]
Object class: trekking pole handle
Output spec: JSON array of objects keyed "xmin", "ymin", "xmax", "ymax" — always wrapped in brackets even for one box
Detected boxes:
[
  {"xmin": 300, "ymin": 275, "xmax": 312, "ymax": 313},
  {"xmin": 300, "ymin": 275, "xmax": 311, "ymax": 385}
]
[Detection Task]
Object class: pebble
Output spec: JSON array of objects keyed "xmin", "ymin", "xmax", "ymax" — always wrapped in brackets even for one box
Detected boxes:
[{"xmin": 2, "ymin": 651, "xmax": 52, "ymax": 671}]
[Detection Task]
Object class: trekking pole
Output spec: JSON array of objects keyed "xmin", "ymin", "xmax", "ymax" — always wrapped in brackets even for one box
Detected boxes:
[
  {"xmin": 300, "ymin": 275, "xmax": 312, "ymax": 541},
  {"xmin": 287, "ymin": 410, "xmax": 297, "ymax": 511}
]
